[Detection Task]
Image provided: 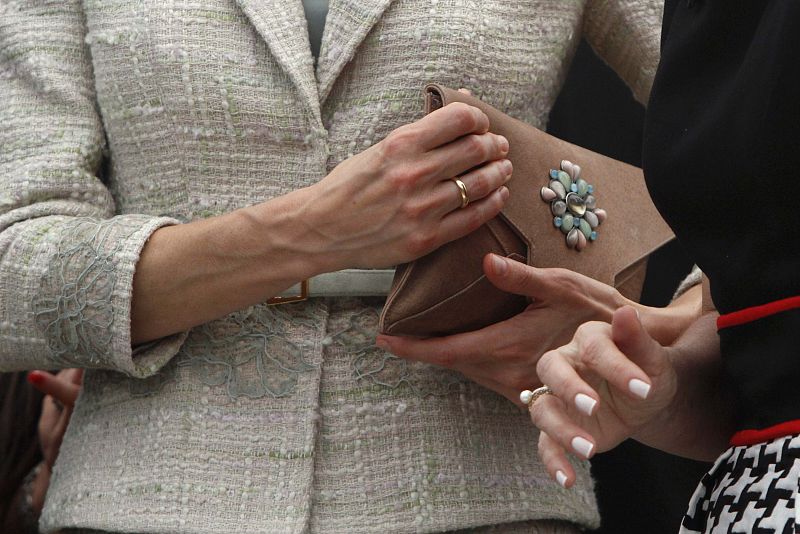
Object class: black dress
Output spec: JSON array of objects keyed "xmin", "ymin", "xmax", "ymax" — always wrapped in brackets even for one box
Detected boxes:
[{"xmin": 642, "ymin": 0, "xmax": 800, "ymax": 531}]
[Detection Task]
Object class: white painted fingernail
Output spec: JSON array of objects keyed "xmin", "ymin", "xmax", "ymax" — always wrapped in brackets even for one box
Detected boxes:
[
  {"xmin": 574, "ymin": 393, "xmax": 597, "ymax": 416},
  {"xmin": 556, "ymin": 470, "xmax": 568, "ymax": 488},
  {"xmin": 571, "ymin": 436, "xmax": 594, "ymax": 459},
  {"xmin": 628, "ymin": 378, "xmax": 651, "ymax": 399}
]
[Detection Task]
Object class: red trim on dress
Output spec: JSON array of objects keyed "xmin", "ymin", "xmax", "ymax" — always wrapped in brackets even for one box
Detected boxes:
[
  {"xmin": 717, "ymin": 295, "xmax": 800, "ymax": 330},
  {"xmin": 730, "ymin": 419, "xmax": 800, "ymax": 446}
]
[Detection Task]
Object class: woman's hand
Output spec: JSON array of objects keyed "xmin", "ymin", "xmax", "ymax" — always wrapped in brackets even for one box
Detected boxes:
[
  {"xmin": 377, "ymin": 255, "xmax": 700, "ymax": 406},
  {"xmin": 528, "ymin": 307, "xmax": 677, "ymax": 488},
  {"xmin": 131, "ymin": 103, "xmax": 510, "ymax": 344},
  {"xmin": 377, "ymin": 254, "xmax": 635, "ymax": 404},
  {"xmin": 28, "ymin": 369, "xmax": 83, "ymax": 471},
  {"xmin": 296, "ymin": 102, "xmax": 512, "ymax": 270}
]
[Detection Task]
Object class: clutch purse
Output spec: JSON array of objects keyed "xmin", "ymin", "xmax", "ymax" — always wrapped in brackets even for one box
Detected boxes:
[{"xmin": 378, "ymin": 84, "xmax": 674, "ymax": 337}]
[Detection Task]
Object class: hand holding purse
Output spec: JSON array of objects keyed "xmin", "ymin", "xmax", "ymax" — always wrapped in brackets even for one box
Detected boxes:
[{"xmin": 379, "ymin": 84, "xmax": 674, "ymax": 337}]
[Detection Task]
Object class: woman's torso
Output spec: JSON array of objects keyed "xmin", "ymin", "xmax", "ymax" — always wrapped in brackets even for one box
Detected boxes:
[{"xmin": 40, "ymin": 0, "xmax": 661, "ymax": 531}]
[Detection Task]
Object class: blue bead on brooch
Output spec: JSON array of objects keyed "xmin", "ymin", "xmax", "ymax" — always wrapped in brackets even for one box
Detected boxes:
[{"xmin": 540, "ymin": 160, "xmax": 607, "ymax": 251}]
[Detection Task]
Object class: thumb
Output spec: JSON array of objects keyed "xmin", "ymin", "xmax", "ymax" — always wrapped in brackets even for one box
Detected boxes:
[
  {"xmin": 483, "ymin": 253, "xmax": 554, "ymax": 300},
  {"xmin": 611, "ymin": 306, "xmax": 664, "ymax": 377}
]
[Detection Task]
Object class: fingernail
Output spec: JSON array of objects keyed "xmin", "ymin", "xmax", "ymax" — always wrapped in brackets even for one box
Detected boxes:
[
  {"xmin": 556, "ymin": 470, "xmax": 568, "ymax": 488},
  {"xmin": 490, "ymin": 254, "xmax": 507, "ymax": 275},
  {"xmin": 497, "ymin": 135, "xmax": 509, "ymax": 154},
  {"xmin": 501, "ymin": 159, "xmax": 513, "ymax": 177},
  {"xmin": 499, "ymin": 186, "xmax": 510, "ymax": 200},
  {"xmin": 375, "ymin": 338, "xmax": 389, "ymax": 351},
  {"xmin": 574, "ymin": 393, "xmax": 597, "ymax": 416},
  {"xmin": 571, "ymin": 436, "xmax": 594, "ymax": 458},
  {"xmin": 628, "ymin": 378, "xmax": 651, "ymax": 399},
  {"xmin": 27, "ymin": 371, "xmax": 43, "ymax": 385}
]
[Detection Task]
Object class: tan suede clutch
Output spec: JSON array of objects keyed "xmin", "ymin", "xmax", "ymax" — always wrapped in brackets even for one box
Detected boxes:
[{"xmin": 378, "ymin": 84, "xmax": 674, "ymax": 337}]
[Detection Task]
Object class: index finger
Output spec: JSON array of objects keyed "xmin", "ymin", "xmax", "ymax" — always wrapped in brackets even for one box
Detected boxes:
[
  {"xmin": 483, "ymin": 254, "xmax": 562, "ymax": 301},
  {"xmin": 411, "ymin": 102, "xmax": 490, "ymax": 150}
]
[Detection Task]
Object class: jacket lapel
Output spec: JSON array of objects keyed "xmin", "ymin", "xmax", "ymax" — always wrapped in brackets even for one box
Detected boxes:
[
  {"xmin": 316, "ymin": 0, "xmax": 397, "ymax": 104},
  {"xmin": 235, "ymin": 0, "xmax": 321, "ymax": 122}
]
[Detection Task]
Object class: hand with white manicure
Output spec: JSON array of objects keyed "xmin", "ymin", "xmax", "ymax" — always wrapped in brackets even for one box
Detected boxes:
[{"xmin": 528, "ymin": 306, "xmax": 679, "ymax": 489}]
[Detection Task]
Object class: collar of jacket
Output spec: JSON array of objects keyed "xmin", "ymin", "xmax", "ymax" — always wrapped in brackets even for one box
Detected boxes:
[{"xmin": 235, "ymin": 0, "xmax": 397, "ymax": 119}]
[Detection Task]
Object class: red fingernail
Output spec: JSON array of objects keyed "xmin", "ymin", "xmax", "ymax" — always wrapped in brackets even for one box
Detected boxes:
[{"xmin": 27, "ymin": 371, "xmax": 44, "ymax": 385}]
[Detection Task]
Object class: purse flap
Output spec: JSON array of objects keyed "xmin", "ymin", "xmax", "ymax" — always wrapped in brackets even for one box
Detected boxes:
[{"xmin": 426, "ymin": 84, "xmax": 674, "ymax": 287}]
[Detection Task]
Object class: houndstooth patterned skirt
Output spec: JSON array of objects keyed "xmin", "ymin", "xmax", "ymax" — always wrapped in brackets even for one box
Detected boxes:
[{"xmin": 681, "ymin": 434, "xmax": 800, "ymax": 533}]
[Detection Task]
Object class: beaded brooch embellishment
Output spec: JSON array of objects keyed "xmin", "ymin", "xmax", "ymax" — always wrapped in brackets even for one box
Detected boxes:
[{"xmin": 540, "ymin": 160, "xmax": 607, "ymax": 251}]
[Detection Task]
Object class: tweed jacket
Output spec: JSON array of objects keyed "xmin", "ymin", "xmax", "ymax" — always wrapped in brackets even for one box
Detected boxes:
[{"xmin": 0, "ymin": 0, "xmax": 662, "ymax": 532}]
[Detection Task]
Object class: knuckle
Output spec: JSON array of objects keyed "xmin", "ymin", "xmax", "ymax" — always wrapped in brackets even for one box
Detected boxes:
[
  {"xmin": 465, "ymin": 134, "xmax": 485, "ymax": 156},
  {"xmin": 413, "ymin": 159, "xmax": 440, "ymax": 180},
  {"xmin": 518, "ymin": 268, "xmax": 539, "ymax": 289},
  {"xmin": 479, "ymin": 136, "xmax": 494, "ymax": 161},
  {"xmin": 537, "ymin": 433, "xmax": 551, "ymax": 457},
  {"xmin": 489, "ymin": 188, "xmax": 507, "ymax": 212},
  {"xmin": 471, "ymin": 172, "xmax": 490, "ymax": 197},
  {"xmin": 463, "ymin": 207, "xmax": 486, "ymax": 233},
  {"xmin": 528, "ymin": 396, "xmax": 550, "ymax": 424},
  {"xmin": 580, "ymin": 336, "xmax": 605, "ymax": 369},
  {"xmin": 449, "ymin": 103, "xmax": 478, "ymax": 132},
  {"xmin": 492, "ymin": 160, "xmax": 508, "ymax": 185},
  {"xmin": 536, "ymin": 350, "xmax": 557, "ymax": 379},
  {"xmin": 400, "ymin": 201, "xmax": 427, "ymax": 222},
  {"xmin": 575, "ymin": 320, "xmax": 605, "ymax": 342},
  {"xmin": 387, "ymin": 166, "xmax": 419, "ymax": 192},
  {"xmin": 381, "ymin": 128, "xmax": 414, "ymax": 158},
  {"xmin": 405, "ymin": 230, "xmax": 438, "ymax": 257},
  {"xmin": 548, "ymin": 268, "xmax": 575, "ymax": 289}
]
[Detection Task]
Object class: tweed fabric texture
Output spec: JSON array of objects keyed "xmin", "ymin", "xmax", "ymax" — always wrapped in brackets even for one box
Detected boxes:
[{"xmin": 0, "ymin": 0, "xmax": 662, "ymax": 532}]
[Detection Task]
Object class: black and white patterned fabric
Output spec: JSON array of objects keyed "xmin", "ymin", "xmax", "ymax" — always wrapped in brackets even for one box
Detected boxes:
[{"xmin": 681, "ymin": 434, "xmax": 800, "ymax": 533}]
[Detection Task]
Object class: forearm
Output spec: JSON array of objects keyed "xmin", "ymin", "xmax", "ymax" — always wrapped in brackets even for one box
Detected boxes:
[
  {"xmin": 635, "ymin": 313, "xmax": 734, "ymax": 461},
  {"xmin": 131, "ymin": 187, "xmax": 334, "ymax": 344}
]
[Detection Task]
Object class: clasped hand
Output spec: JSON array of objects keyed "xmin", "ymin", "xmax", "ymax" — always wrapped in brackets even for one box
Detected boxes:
[
  {"xmin": 377, "ymin": 254, "xmax": 635, "ymax": 404},
  {"xmin": 528, "ymin": 306, "xmax": 677, "ymax": 488},
  {"xmin": 300, "ymin": 102, "xmax": 512, "ymax": 270}
]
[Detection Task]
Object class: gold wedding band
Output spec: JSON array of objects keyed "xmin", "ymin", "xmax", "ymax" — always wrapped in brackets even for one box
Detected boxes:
[
  {"xmin": 452, "ymin": 178, "xmax": 470, "ymax": 209},
  {"xmin": 520, "ymin": 386, "xmax": 553, "ymax": 407}
]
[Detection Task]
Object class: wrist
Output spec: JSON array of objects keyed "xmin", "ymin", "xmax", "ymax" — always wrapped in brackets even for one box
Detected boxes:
[
  {"xmin": 635, "ymin": 314, "xmax": 732, "ymax": 460},
  {"xmin": 242, "ymin": 186, "xmax": 344, "ymax": 280},
  {"xmin": 638, "ymin": 288, "xmax": 702, "ymax": 346},
  {"xmin": 249, "ymin": 184, "xmax": 356, "ymax": 276}
]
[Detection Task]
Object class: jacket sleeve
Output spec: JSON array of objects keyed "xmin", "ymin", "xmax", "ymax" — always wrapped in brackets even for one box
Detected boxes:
[
  {"xmin": 583, "ymin": 0, "xmax": 664, "ymax": 105},
  {"xmin": 0, "ymin": 1, "xmax": 187, "ymax": 378}
]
